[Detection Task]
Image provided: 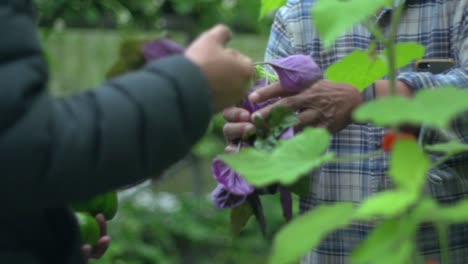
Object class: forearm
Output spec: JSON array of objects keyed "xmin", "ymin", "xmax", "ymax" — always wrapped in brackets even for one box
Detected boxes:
[
  {"xmin": 1, "ymin": 56, "xmax": 212, "ymax": 210},
  {"xmin": 374, "ymin": 80, "xmax": 414, "ymax": 98}
]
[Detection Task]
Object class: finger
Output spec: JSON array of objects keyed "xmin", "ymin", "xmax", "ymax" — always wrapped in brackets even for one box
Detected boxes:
[
  {"xmin": 91, "ymin": 236, "xmax": 111, "ymax": 259},
  {"xmin": 223, "ymin": 122, "xmax": 255, "ymax": 142},
  {"xmin": 248, "ymin": 82, "xmax": 295, "ymax": 103},
  {"xmin": 223, "ymin": 107, "xmax": 251, "ymax": 122},
  {"xmin": 295, "ymin": 110, "xmax": 322, "ymax": 132},
  {"xmin": 82, "ymin": 245, "xmax": 92, "ymax": 261},
  {"xmin": 225, "ymin": 49, "xmax": 255, "ymax": 80},
  {"xmin": 238, "ymin": 54, "xmax": 255, "ymax": 79},
  {"xmin": 205, "ymin": 24, "xmax": 232, "ymax": 46},
  {"xmin": 224, "ymin": 144, "xmax": 238, "ymax": 153},
  {"xmin": 95, "ymin": 214, "xmax": 107, "ymax": 237},
  {"xmin": 252, "ymin": 96, "xmax": 300, "ymax": 121}
]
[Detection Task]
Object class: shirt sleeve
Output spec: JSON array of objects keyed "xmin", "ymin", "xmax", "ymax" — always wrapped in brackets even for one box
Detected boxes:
[
  {"xmin": 397, "ymin": 1, "xmax": 468, "ymax": 91},
  {"xmin": 264, "ymin": 4, "xmax": 296, "ymax": 62},
  {"xmin": 0, "ymin": 1, "xmax": 213, "ymax": 209}
]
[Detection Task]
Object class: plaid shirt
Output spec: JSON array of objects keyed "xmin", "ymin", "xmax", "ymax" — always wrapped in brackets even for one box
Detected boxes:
[{"xmin": 264, "ymin": 0, "xmax": 468, "ymax": 263}]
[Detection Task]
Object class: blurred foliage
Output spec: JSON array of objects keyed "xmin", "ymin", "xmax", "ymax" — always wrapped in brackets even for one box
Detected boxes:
[
  {"xmin": 92, "ymin": 187, "xmax": 293, "ymax": 264},
  {"xmin": 34, "ymin": 0, "xmax": 274, "ymax": 38}
]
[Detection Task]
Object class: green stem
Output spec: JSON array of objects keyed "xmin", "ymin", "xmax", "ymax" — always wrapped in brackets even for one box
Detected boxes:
[
  {"xmin": 363, "ymin": 21, "xmax": 386, "ymax": 44},
  {"xmin": 431, "ymin": 154, "xmax": 452, "ymax": 169},
  {"xmin": 436, "ymin": 222, "xmax": 450, "ymax": 264},
  {"xmin": 385, "ymin": 1, "xmax": 406, "ymax": 96}
]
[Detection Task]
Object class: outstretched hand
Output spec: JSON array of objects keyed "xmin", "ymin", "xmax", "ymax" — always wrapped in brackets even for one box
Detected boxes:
[
  {"xmin": 249, "ymin": 80, "xmax": 363, "ymax": 133},
  {"xmin": 185, "ymin": 24, "xmax": 255, "ymax": 112}
]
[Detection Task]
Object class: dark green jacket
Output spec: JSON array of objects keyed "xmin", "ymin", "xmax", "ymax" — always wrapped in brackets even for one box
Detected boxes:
[{"xmin": 0, "ymin": 1, "xmax": 213, "ymax": 263}]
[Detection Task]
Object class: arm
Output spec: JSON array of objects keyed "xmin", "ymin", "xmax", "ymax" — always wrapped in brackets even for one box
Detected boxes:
[
  {"xmin": 0, "ymin": 2, "xmax": 213, "ymax": 209},
  {"xmin": 397, "ymin": 1, "xmax": 467, "ymax": 91}
]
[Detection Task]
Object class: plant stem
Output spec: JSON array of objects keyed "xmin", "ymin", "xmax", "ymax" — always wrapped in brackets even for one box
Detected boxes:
[
  {"xmin": 363, "ymin": 21, "xmax": 386, "ymax": 44},
  {"xmin": 386, "ymin": 0, "xmax": 406, "ymax": 96},
  {"xmin": 431, "ymin": 154, "xmax": 452, "ymax": 169},
  {"xmin": 436, "ymin": 222, "xmax": 450, "ymax": 264}
]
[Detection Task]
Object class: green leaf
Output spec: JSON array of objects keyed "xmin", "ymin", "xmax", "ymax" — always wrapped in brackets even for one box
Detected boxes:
[
  {"xmin": 354, "ymin": 191, "xmax": 417, "ymax": 220},
  {"xmin": 435, "ymin": 200, "xmax": 468, "ymax": 224},
  {"xmin": 286, "ymin": 175, "xmax": 311, "ymax": 196},
  {"xmin": 267, "ymin": 106, "xmax": 299, "ymax": 132},
  {"xmin": 410, "ymin": 198, "xmax": 440, "ymax": 223},
  {"xmin": 414, "ymin": 199, "xmax": 468, "ymax": 224},
  {"xmin": 230, "ymin": 203, "xmax": 253, "ymax": 236},
  {"xmin": 270, "ymin": 203, "xmax": 355, "ymax": 264},
  {"xmin": 351, "ymin": 219, "xmax": 415, "ymax": 264},
  {"xmin": 313, "ymin": 0, "xmax": 390, "ymax": 48},
  {"xmin": 191, "ymin": 134, "xmax": 224, "ymax": 158},
  {"xmin": 325, "ymin": 50, "xmax": 387, "ymax": 91},
  {"xmin": 425, "ymin": 141, "xmax": 468, "ymax": 155},
  {"xmin": 259, "ymin": 0, "xmax": 287, "ymax": 20},
  {"xmin": 392, "ymin": 42, "xmax": 426, "ymax": 69},
  {"xmin": 220, "ymin": 128, "xmax": 334, "ymax": 186},
  {"xmin": 353, "ymin": 87, "xmax": 468, "ymax": 129},
  {"xmin": 389, "ymin": 139, "xmax": 430, "ymax": 192},
  {"xmin": 325, "ymin": 43, "xmax": 425, "ymax": 91},
  {"xmin": 256, "ymin": 65, "xmax": 279, "ymax": 83}
]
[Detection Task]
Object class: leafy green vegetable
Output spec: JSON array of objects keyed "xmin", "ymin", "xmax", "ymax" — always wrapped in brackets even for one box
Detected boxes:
[
  {"xmin": 270, "ymin": 203, "xmax": 355, "ymax": 264},
  {"xmin": 220, "ymin": 128, "xmax": 333, "ymax": 186}
]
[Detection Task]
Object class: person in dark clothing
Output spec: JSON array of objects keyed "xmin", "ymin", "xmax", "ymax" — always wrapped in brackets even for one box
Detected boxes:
[{"xmin": 0, "ymin": 1, "xmax": 254, "ymax": 264}]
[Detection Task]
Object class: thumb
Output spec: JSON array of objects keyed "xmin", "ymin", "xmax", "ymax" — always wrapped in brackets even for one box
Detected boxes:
[{"xmin": 204, "ymin": 24, "xmax": 232, "ymax": 46}]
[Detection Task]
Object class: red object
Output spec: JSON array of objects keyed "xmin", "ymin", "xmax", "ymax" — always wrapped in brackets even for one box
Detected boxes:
[
  {"xmin": 382, "ymin": 131, "xmax": 416, "ymax": 151},
  {"xmin": 426, "ymin": 260, "xmax": 439, "ymax": 264}
]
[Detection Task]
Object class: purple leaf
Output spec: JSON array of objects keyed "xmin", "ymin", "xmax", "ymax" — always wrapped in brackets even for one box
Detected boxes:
[
  {"xmin": 268, "ymin": 54, "xmax": 323, "ymax": 92},
  {"xmin": 212, "ymin": 158, "xmax": 255, "ymax": 195},
  {"xmin": 211, "ymin": 184, "xmax": 248, "ymax": 209},
  {"xmin": 142, "ymin": 39, "xmax": 185, "ymax": 62},
  {"xmin": 279, "ymin": 186, "xmax": 293, "ymax": 222},
  {"xmin": 279, "ymin": 127, "xmax": 295, "ymax": 140}
]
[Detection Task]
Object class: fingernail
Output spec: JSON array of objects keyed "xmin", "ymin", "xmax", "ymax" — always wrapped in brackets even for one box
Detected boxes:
[
  {"xmin": 245, "ymin": 124, "xmax": 255, "ymax": 133},
  {"xmin": 252, "ymin": 112, "xmax": 263, "ymax": 121},
  {"xmin": 249, "ymin": 92, "xmax": 259, "ymax": 103}
]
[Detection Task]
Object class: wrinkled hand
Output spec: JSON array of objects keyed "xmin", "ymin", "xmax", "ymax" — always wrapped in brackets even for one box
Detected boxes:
[
  {"xmin": 82, "ymin": 214, "xmax": 111, "ymax": 264},
  {"xmin": 249, "ymin": 80, "xmax": 363, "ymax": 133},
  {"xmin": 222, "ymin": 107, "xmax": 256, "ymax": 152},
  {"xmin": 185, "ymin": 24, "xmax": 255, "ymax": 112}
]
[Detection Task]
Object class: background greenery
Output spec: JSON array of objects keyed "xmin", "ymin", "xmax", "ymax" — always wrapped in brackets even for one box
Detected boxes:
[{"xmin": 35, "ymin": 1, "xmax": 287, "ymax": 263}]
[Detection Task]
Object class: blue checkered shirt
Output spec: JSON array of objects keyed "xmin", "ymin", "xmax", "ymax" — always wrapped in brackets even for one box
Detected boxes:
[{"xmin": 264, "ymin": 0, "xmax": 468, "ymax": 263}]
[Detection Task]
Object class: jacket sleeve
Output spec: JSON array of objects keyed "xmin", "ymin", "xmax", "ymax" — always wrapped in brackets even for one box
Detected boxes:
[
  {"xmin": 397, "ymin": 0, "xmax": 468, "ymax": 91},
  {"xmin": 0, "ymin": 1, "xmax": 213, "ymax": 209}
]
